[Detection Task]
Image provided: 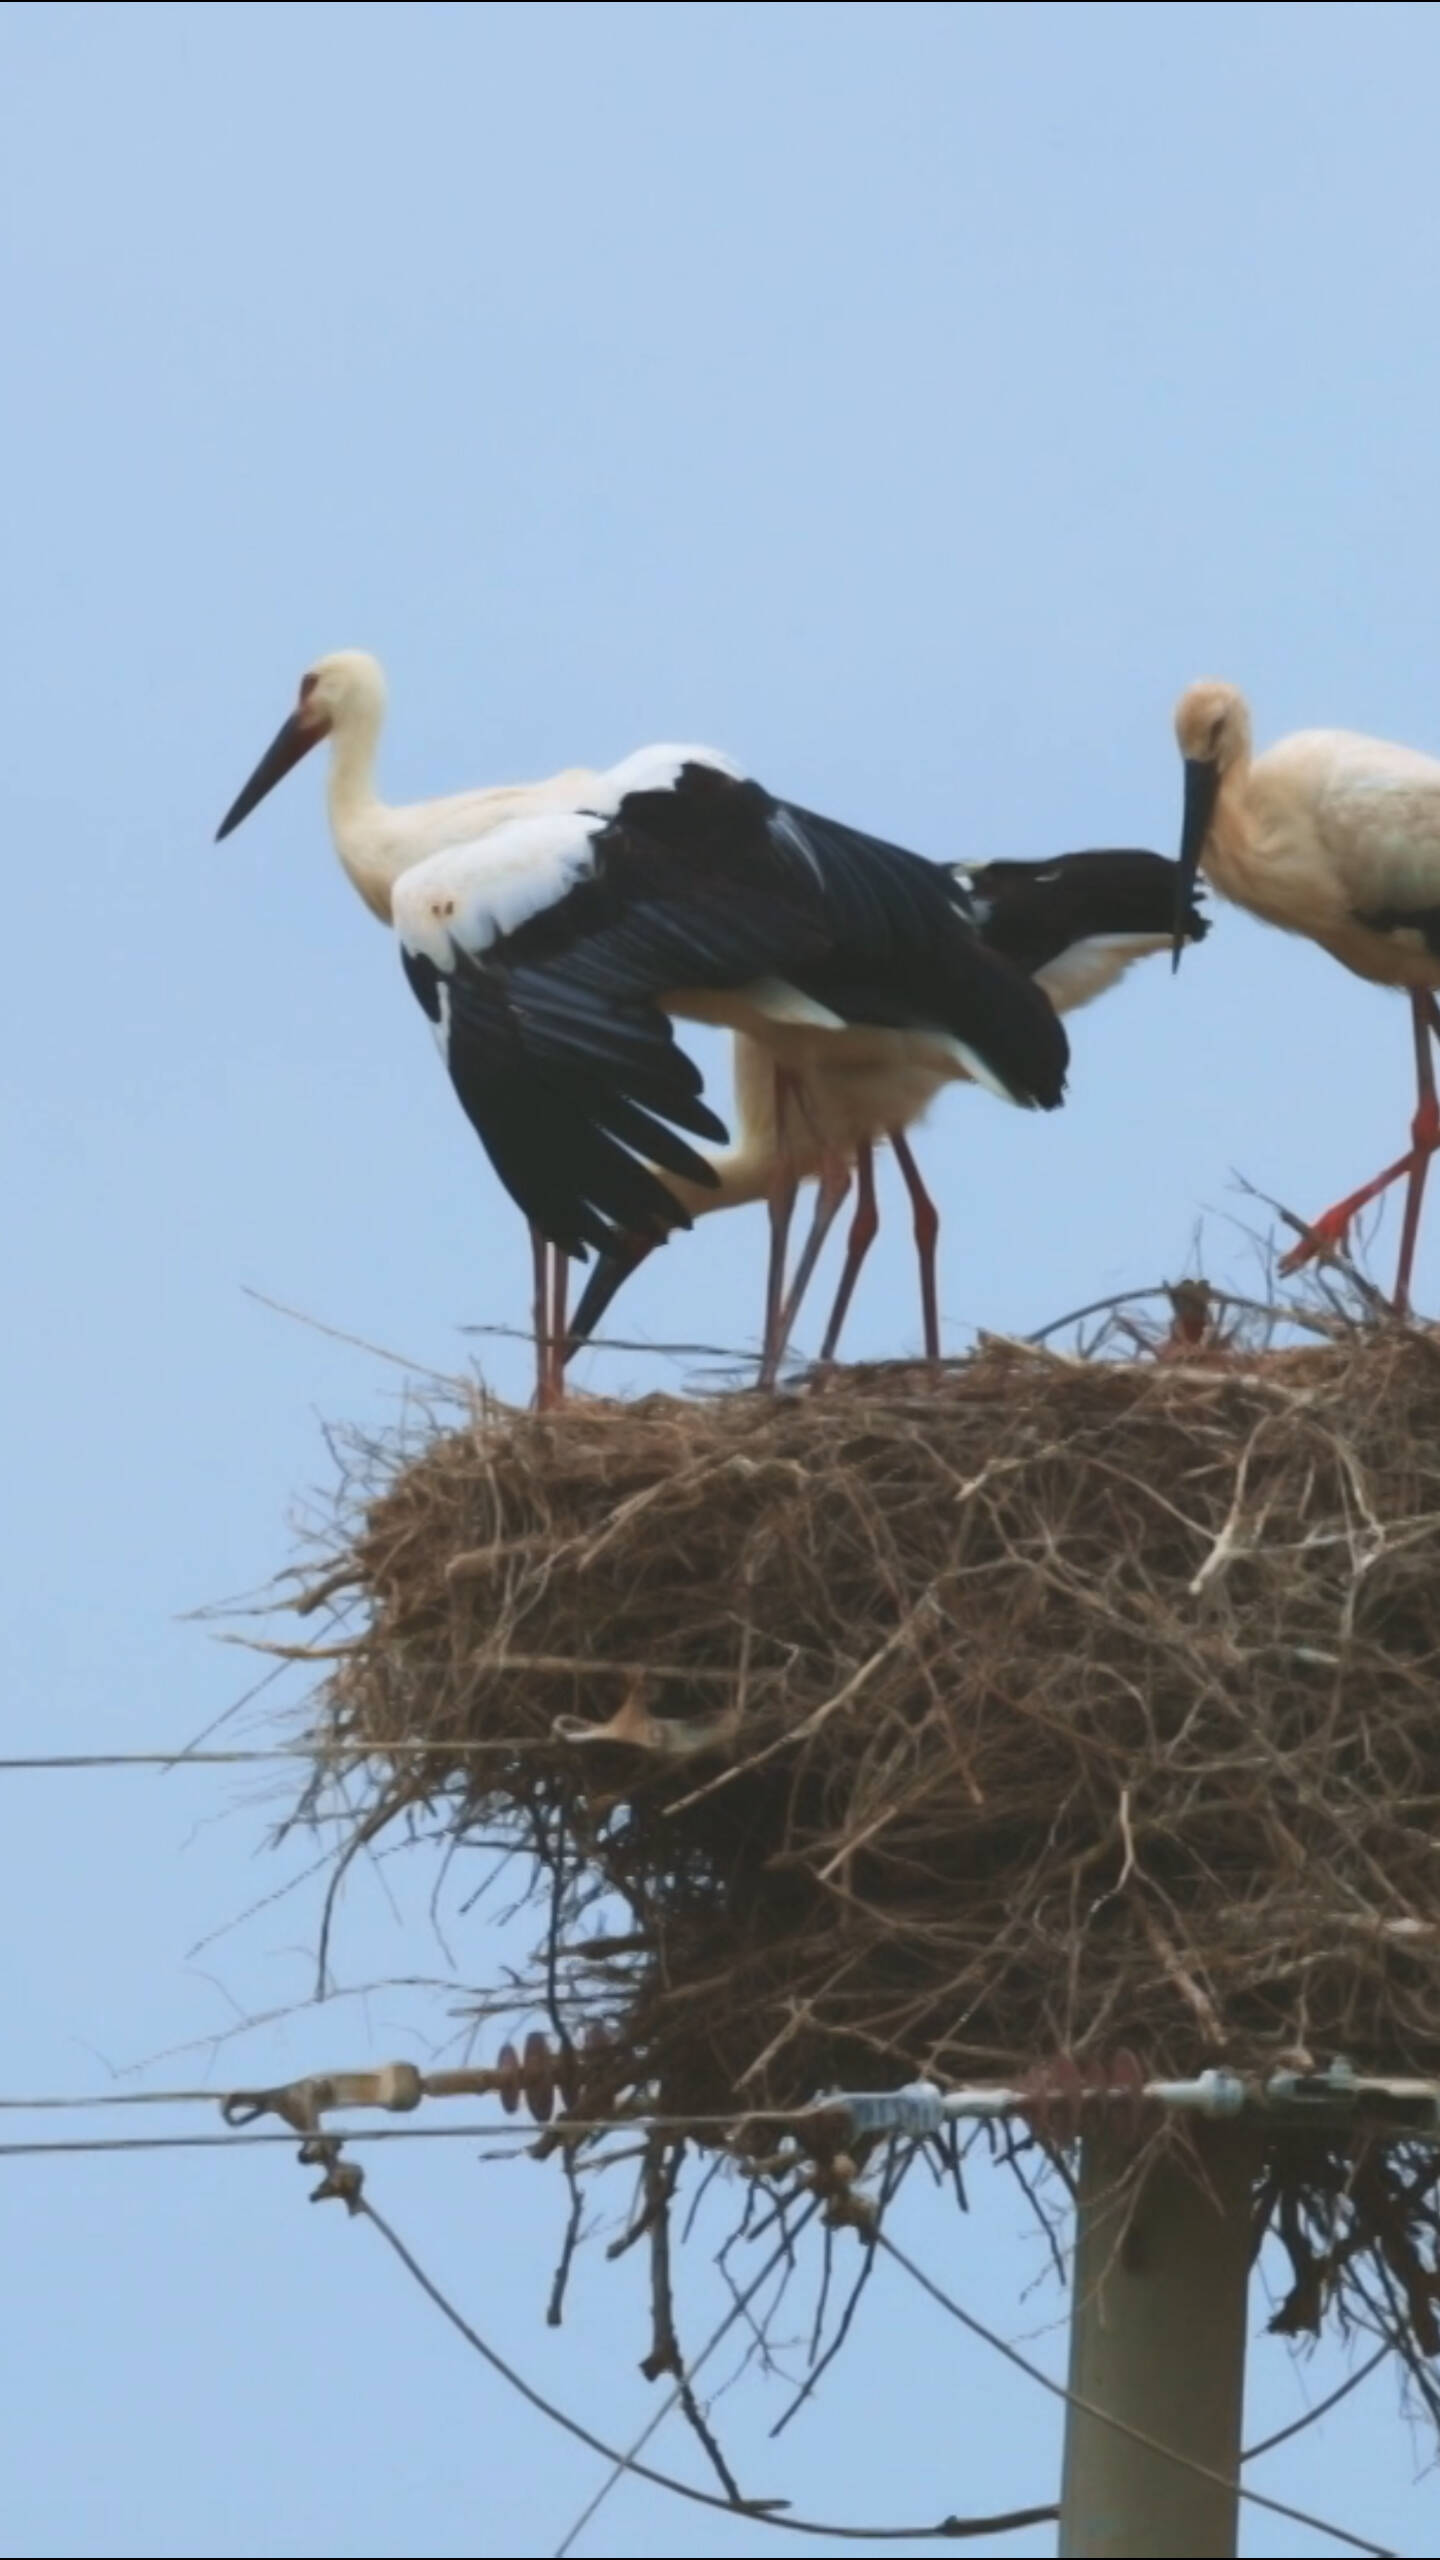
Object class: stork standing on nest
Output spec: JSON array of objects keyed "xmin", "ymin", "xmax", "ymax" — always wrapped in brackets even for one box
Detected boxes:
[
  {"xmin": 1173, "ymin": 680, "xmax": 1440, "ymax": 1314},
  {"xmin": 217, "ymin": 651, "xmax": 1068, "ymax": 1404},
  {"xmin": 568, "ymin": 850, "xmax": 1209, "ymax": 1372}
]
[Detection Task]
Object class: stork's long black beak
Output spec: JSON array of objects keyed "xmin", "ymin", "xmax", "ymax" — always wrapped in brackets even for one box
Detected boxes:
[
  {"xmin": 216, "ymin": 710, "xmax": 325, "ymax": 841},
  {"xmin": 564, "ymin": 1233, "xmax": 660, "ymax": 1364},
  {"xmin": 1172, "ymin": 757, "xmax": 1220, "ymax": 970}
]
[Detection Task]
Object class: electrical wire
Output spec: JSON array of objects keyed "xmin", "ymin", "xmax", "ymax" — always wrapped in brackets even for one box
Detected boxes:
[
  {"xmin": 876, "ymin": 2232, "xmax": 1395, "ymax": 2560},
  {"xmin": 0, "ymin": 2126, "xmax": 543, "ymax": 2159},
  {"xmin": 0, "ymin": 2079, "xmax": 787, "ymax": 2134},
  {"xmin": 0, "ymin": 2088, "xmax": 1405, "ymax": 2544},
  {"xmin": 0, "ymin": 1739, "xmax": 1410, "ymax": 2553},
  {"xmin": 0, "ymin": 2087, "xmax": 251, "ymax": 2111},
  {"xmin": 1, "ymin": 1737, "xmax": 582, "ymax": 1772},
  {"xmin": 0, "ymin": 2111, "xmax": 767, "ymax": 2156},
  {"xmin": 0, "ymin": 2089, "xmax": 1399, "ymax": 2469},
  {"xmin": 554, "ymin": 2281, "xmax": 1385, "ymax": 2550},
  {"xmin": 0, "ymin": 1401, "xmax": 1412, "ymax": 2545},
  {"xmin": 1241, "ymin": 2342, "xmax": 1391, "ymax": 2464},
  {"xmin": 359, "ymin": 2191, "xmax": 1062, "ymax": 2546}
]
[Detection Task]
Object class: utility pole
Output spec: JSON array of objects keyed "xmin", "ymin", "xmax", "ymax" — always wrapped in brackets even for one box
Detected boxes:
[{"xmin": 1059, "ymin": 2126, "xmax": 1253, "ymax": 2558}]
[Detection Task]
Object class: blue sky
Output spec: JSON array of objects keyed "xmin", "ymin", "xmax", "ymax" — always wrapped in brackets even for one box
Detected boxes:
[{"xmin": 2, "ymin": 1, "xmax": 1437, "ymax": 2552}]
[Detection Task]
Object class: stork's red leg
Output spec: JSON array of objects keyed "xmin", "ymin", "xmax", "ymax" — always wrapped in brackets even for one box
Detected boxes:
[
  {"xmin": 530, "ymin": 1226, "xmax": 557, "ymax": 1410},
  {"xmin": 1393, "ymin": 992, "xmax": 1440, "ymax": 1315},
  {"xmin": 760, "ymin": 1163, "xmax": 800, "ymax": 1389},
  {"xmin": 889, "ymin": 1127, "xmax": 941, "ymax": 1362},
  {"xmin": 548, "ymin": 1250, "xmax": 570, "ymax": 1406},
  {"xmin": 1280, "ymin": 991, "xmax": 1440, "ymax": 1310},
  {"xmin": 775, "ymin": 1150, "xmax": 853, "ymax": 1355},
  {"xmin": 548, "ymin": 1249, "xmax": 566, "ymax": 1372},
  {"xmin": 817, "ymin": 1139, "xmax": 879, "ymax": 1365},
  {"xmin": 758, "ymin": 1068, "xmax": 803, "ymax": 1389}
]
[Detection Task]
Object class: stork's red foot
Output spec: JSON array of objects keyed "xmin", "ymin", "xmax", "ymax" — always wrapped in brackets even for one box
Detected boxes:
[
  {"xmin": 1275, "ymin": 987, "xmax": 1440, "ymax": 1316},
  {"xmin": 1277, "ymin": 1201, "xmax": 1359, "ymax": 1278},
  {"xmin": 1277, "ymin": 1139, "xmax": 1425, "ymax": 1282}
]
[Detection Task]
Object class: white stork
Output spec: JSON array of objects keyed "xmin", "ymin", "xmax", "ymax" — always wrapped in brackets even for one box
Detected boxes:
[
  {"xmin": 216, "ymin": 650, "xmax": 1069, "ymax": 1403},
  {"xmin": 1173, "ymin": 680, "xmax": 1440, "ymax": 1313},
  {"xmin": 567, "ymin": 849, "xmax": 1210, "ymax": 1371}
]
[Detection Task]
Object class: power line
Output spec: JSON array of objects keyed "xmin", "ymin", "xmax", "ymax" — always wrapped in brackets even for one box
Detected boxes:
[
  {"xmin": 0, "ymin": 2089, "xmax": 1401, "ymax": 2449},
  {"xmin": 0, "ymin": 1748, "xmax": 361, "ymax": 1772},
  {"xmin": 0, "ymin": 1748, "xmax": 336, "ymax": 1772},
  {"xmin": 0, "ymin": 2078, "xmax": 753, "ymax": 2140},
  {"xmin": 0, "ymin": 2093, "xmax": 1404, "ymax": 2541},
  {"xmin": 1, "ymin": 1736, "xmax": 573, "ymax": 1773},
  {"xmin": 553, "ymin": 2281, "xmax": 1393, "ymax": 2560},
  {"xmin": 0, "ymin": 2125, "xmax": 539, "ymax": 2159},
  {"xmin": 0, "ymin": 2120, "xmax": 703, "ymax": 2157},
  {"xmin": 0, "ymin": 2113, "xmax": 752, "ymax": 2157},
  {"xmin": 10, "ymin": 2057, "xmax": 1438, "ymax": 2139},
  {"xmin": 0, "ymin": 1673, "xmax": 760, "ymax": 1772},
  {"xmin": 876, "ymin": 2232, "xmax": 1394, "ymax": 2560},
  {"xmin": 0, "ymin": 2087, "xmax": 239, "ymax": 2111},
  {"xmin": 1241, "ymin": 2343, "xmax": 1390, "ymax": 2464},
  {"xmin": 358, "ymin": 2188, "xmax": 1061, "ymax": 2545}
]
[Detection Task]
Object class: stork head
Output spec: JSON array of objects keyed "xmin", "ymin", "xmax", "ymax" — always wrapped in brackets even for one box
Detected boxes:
[
  {"xmin": 1174, "ymin": 679, "xmax": 1251, "ymax": 777},
  {"xmin": 1171, "ymin": 680, "xmax": 1250, "ymax": 968},
  {"xmin": 216, "ymin": 650, "xmax": 386, "ymax": 841}
]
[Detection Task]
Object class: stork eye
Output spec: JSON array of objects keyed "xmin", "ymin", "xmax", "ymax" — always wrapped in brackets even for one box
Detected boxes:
[{"xmin": 299, "ymin": 672, "xmax": 319, "ymax": 703}]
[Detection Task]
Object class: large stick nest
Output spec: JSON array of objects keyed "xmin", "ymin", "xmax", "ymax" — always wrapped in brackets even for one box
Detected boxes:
[{"xmin": 296, "ymin": 1310, "xmax": 1440, "ymax": 2399}]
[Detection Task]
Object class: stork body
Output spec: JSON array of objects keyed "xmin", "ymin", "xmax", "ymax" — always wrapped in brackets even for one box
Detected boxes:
[
  {"xmin": 569, "ymin": 850, "xmax": 1208, "ymax": 1372},
  {"xmin": 1173, "ymin": 682, "xmax": 1440, "ymax": 1313},
  {"xmin": 217, "ymin": 652, "xmax": 1068, "ymax": 1402}
]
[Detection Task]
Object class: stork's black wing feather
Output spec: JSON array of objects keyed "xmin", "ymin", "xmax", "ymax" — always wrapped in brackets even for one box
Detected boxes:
[
  {"xmin": 404, "ymin": 937, "xmax": 741, "ymax": 1258},
  {"xmin": 498, "ymin": 767, "xmax": 1070, "ymax": 1112},
  {"xmin": 396, "ymin": 758, "xmax": 1071, "ymax": 1256}
]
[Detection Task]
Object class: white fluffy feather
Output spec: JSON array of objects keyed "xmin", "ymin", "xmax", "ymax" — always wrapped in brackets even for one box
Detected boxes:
[
  {"xmin": 1034, "ymin": 931, "xmax": 1171, "ymax": 1015},
  {"xmin": 391, "ymin": 811, "xmax": 604, "ymax": 968},
  {"xmin": 584, "ymin": 743, "xmax": 742, "ymax": 814}
]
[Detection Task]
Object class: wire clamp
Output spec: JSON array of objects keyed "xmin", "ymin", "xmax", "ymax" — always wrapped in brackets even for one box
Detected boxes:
[
  {"xmin": 820, "ymin": 2079, "xmax": 947, "ymax": 2138},
  {"xmin": 299, "ymin": 2134, "xmax": 365, "ymax": 2213},
  {"xmin": 222, "ymin": 2062, "xmax": 425, "ymax": 2134}
]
